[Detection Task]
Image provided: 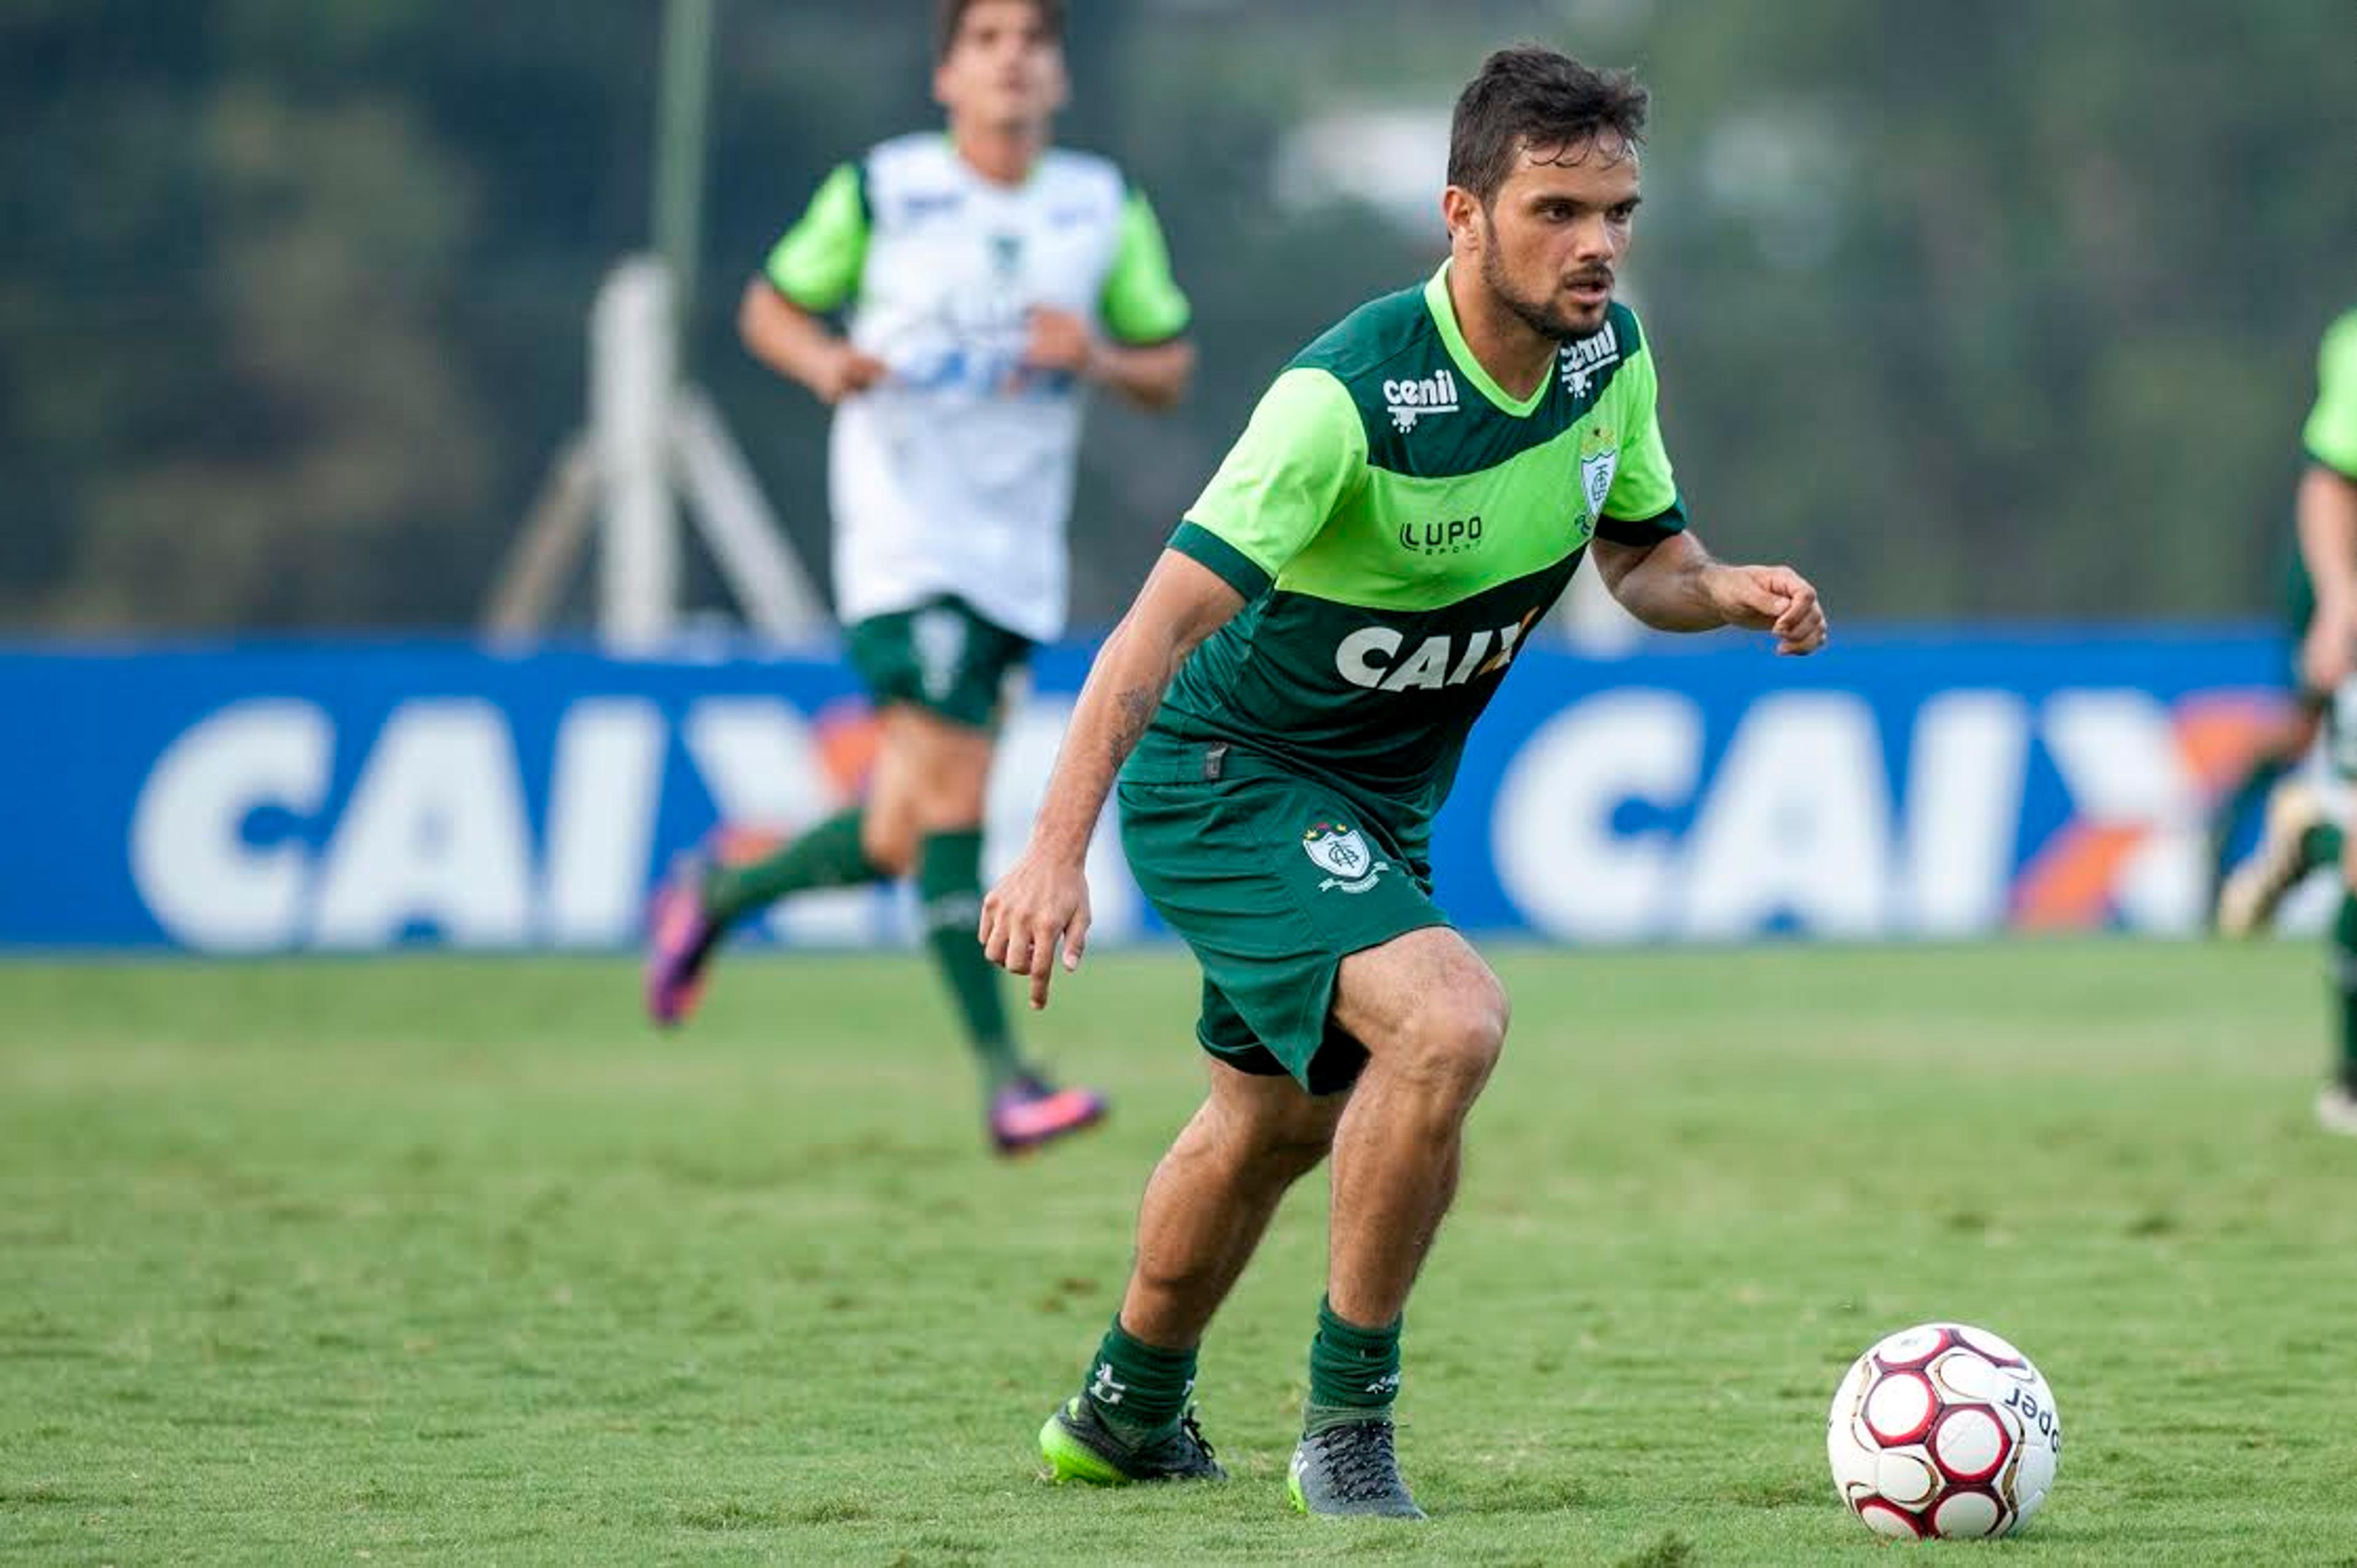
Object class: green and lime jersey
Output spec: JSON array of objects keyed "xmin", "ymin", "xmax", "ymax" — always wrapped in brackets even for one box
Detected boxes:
[
  {"xmin": 1139, "ymin": 261, "xmax": 1687, "ymax": 854},
  {"xmin": 2306, "ymin": 306, "xmax": 2357, "ymax": 480}
]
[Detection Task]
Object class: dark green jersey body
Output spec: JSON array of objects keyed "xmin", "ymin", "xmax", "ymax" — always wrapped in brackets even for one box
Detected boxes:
[{"xmin": 1136, "ymin": 264, "xmax": 1687, "ymax": 854}]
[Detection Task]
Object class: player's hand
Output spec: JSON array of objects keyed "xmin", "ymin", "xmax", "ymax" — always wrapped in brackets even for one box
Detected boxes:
[
  {"xmin": 814, "ymin": 342, "xmax": 889, "ymax": 404},
  {"xmin": 1021, "ymin": 307, "xmax": 1100, "ymax": 377},
  {"xmin": 1706, "ymin": 563, "xmax": 1827, "ymax": 655},
  {"xmin": 979, "ymin": 851, "xmax": 1093, "ymax": 1011},
  {"xmin": 2301, "ymin": 610, "xmax": 2356, "ymax": 692}
]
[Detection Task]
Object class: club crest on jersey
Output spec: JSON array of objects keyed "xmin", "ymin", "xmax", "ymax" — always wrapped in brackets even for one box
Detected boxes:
[
  {"xmin": 1384, "ymin": 369, "xmax": 1460, "ymax": 433},
  {"xmin": 1301, "ymin": 821, "xmax": 1388, "ymax": 893},
  {"xmin": 1558, "ymin": 321, "xmax": 1622, "ymax": 397}
]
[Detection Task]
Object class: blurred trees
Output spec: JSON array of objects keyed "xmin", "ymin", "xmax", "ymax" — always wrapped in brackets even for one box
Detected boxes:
[{"xmin": 2, "ymin": 0, "xmax": 2351, "ymax": 633}]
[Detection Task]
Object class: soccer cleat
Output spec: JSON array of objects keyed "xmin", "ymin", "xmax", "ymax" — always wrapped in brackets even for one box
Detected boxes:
[
  {"xmin": 989, "ymin": 1073, "xmax": 1109, "ymax": 1155},
  {"xmin": 642, "ymin": 849, "xmax": 723, "ymax": 1027},
  {"xmin": 2216, "ymin": 782, "xmax": 2328, "ymax": 937},
  {"xmin": 1038, "ymin": 1396, "xmax": 1225, "ymax": 1485},
  {"xmin": 2317, "ymin": 1084, "xmax": 2357, "ymax": 1137},
  {"xmin": 1287, "ymin": 1418, "xmax": 1426, "ymax": 1520}
]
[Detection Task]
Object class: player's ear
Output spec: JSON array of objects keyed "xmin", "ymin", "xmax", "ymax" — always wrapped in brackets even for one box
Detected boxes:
[{"xmin": 1441, "ymin": 186, "xmax": 1484, "ymax": 253}]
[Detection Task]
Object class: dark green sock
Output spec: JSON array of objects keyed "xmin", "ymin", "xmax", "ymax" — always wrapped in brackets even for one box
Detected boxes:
[
  {"xmin": 701, "ymin": 808, "xmax": 885, "ymax": 927},
  {"xmin": 2303, "ymin": 821, "xmax": 2346, "ymax": 870},
  {"xmin": 916, "ymin": 830, "xmax": 1023, "ymax": 1094},
  {"xmin": 1304, "ymin": 1296, "xmax": 1402, "ymax": 1434},
  {"xmin": 2334, "ymin": 893, "xmax": 2357, "ymax": 1095},
  {"xmin": 1082, "ymin": 1316, "xmax": 1196, "ymax": 1439},
  {"xmin": 2208, "ymin": 755, "xmax": 2291, "ymax": 883}
]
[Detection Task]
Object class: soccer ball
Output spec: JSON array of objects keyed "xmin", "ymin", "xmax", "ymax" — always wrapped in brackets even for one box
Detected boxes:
[{"xmin": 1825, "ymin": 1322, "xmax": 2061, "ymax": 1539}]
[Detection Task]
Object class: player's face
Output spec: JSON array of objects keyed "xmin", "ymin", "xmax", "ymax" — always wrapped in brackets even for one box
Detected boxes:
[
  {"xmin": 1468, "ymin": 135, "xmax": 1641, "ymax": 341},
  {"xmin": 935, "ymin": 1, "xmax": 1067, "ymax": 135}
]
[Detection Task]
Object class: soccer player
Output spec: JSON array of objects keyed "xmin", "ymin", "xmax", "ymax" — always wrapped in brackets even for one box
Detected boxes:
[
  {"xmin": 643, "ymin": 0, "xmax": 1195, "ymax": 1157},
  {"xmin": 2217, "ymin": 306, "xmax": 2357, "ymax": 1130},
  {"xmin": 981, "ymin": 47, "xmax": 1826, "ymax": 1516}
]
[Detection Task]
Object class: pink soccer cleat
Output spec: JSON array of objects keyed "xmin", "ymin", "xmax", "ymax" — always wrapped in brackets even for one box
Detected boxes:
[
  {"xmin": 989, "ymin": 1074, "xmax": 1110, "ymax": 1155},
  {"xmin": 643, "ymin": 851, "xmax": 722, "ymax": 1027}
]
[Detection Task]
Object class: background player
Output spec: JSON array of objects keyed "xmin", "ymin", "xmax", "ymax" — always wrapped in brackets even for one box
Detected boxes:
[
  {"xmin": 2216, "ymin": 306, "xmax": 2357, "ymax": 1130},
  {"xmin": 644, "ymin": 0, "xmax": 1195, "ymax": 1155},
  {"xmin": 981, "ymin": 47, "xmax": 1825, "ymax": 1516}
]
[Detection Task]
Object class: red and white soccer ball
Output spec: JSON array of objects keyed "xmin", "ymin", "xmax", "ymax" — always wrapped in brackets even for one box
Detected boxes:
[{"xmin": 1826, "ymin": 1322, "xmax": 2061, "ymax": 1540}]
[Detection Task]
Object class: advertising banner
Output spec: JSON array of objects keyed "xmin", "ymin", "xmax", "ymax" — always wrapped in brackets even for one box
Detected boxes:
[{"xmin": 0, "ymin": 631, "xmax": 2288, "ymax": 951}]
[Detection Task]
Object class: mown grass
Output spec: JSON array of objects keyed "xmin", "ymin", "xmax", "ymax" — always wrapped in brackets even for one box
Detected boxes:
[{"xmin": 1, "ymin": 940, "xmax": 2347, "ymax": 1563}]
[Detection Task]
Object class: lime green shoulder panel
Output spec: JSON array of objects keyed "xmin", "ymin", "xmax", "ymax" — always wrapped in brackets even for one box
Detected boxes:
[
  {"xmin": 764, "ymin": 163, "xmax": 869, "ymax": 313},
  {"xmin": 2305, "ymin": 307, "xmax": 2357, "ymax": 477},
  {"xmin": 1099, "ymin": 188, "xmax": 1191, "ymax": 345},
  {"xmin": 1180, "ymin": 368, "xmax": 1368, "ymax": 582}
]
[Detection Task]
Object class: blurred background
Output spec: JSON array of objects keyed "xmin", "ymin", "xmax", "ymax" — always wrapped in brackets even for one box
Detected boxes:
[
  {"xmin": 4, "ymin": 0, "xmax": 2353, "ymax": 951},
  {"xmin": 8, "ymin": 0, "xmax": 2353, "ymax": 633}
]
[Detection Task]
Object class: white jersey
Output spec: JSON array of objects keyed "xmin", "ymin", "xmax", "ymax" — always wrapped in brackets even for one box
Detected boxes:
[{"xmin": 764, "ymin": 134, "xmax": 1191, "ymax": 643}]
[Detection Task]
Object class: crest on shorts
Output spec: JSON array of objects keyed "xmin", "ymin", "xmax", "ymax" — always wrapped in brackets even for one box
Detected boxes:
[{"xmin": 1301, "ymin": 821, "xmax": 1388, "ymax": 894}]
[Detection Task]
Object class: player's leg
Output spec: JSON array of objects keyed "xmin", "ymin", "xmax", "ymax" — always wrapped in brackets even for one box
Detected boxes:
[
  {"xmin": 2323, "ymin": 716, "xmax": 2357, "ymax": 1132},
  {"xmin": 1279, "ymin": 926, "xmax": 1506, "ymax": 1520},
  {"xmin": 641, "ymin": 611, "xmax": 935, "ymax": 1026},
  {"xmin": 2211, "ymin": 550, "xmax": 2332, "ymax": 928},
  {"xmin": 2215, "ymin": 746, "xmax": 2336, "ymax": 937},
  {"xmin": 2205, "ymin": 700, "xmax": 2321, "ymax": 927},
  {"xmin": 1040, "ymin": 1057, "xmax": 1344, "ymax": 1485},
  {"xmin": 2322, "ymin": 848, "xmax": 2357, "ymax": 1134},
  {"xmin": 870, "ymin": 601, "xmax": 1104, "ymax": 1149}
]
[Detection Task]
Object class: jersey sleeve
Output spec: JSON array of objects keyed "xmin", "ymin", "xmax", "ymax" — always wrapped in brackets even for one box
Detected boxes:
[
  {"xmin": 2304, "ymin": 309, "xmax": 2357, "ymax": 479},
  {"xmin": 1170, "ymin": 368, "xmax": 1366, "ymax": 599},
  {"xmin": 1099, "ymin": 188, "xmax": 1191, "ymax": 346},
  {"xmin": 762, "ymin": 163, "xmax": 869, "ymax": 314},
  {"xmin": 1596, "ymin": 338, "xmax": 1689, "ymax": 546}
]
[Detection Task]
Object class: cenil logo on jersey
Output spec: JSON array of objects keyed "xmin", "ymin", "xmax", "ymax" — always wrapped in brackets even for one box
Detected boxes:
[
  {"xmin": 1384, "ymin": 369, "xmax": 1460, "ymax": 433},
  {"xmin": 1302, "ymin": 821, "xmax": 1388, "ymax": 894},
  {"xmin": 1335, "ymin": 614, "xmax": 1537, "ymax": 692},
  {"xmin": 1558, "ymin": 322, "xmax": 1621, "ymax": 397}
]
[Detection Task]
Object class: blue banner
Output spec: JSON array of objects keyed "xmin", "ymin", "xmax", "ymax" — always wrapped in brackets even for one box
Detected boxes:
[{"xmin": 0, "ymin": 630, "xmax": 2292, "ymax": 951}]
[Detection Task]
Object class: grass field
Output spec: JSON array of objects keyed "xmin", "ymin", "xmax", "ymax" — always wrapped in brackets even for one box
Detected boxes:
[{"xmin": 3, "ymin": 940, "xmax": 2353, "ymax": 1564}]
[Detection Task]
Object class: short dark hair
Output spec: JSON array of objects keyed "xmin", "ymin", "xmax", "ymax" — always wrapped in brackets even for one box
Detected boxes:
[
  {"xmin": 1447, "ymin": 45, "xmax": 1649, "ymax": 204},
  {"xmin": 936, "ymin": 0, "xmax": 1064, "ymax": 62}
]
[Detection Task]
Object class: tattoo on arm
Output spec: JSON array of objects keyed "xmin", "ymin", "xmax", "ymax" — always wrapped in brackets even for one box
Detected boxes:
[{"xmin": 1107, "ymin": 686, "xmax": 1159, "ymax": 767}]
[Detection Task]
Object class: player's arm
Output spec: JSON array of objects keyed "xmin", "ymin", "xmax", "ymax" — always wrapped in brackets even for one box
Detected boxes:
[
  {"xmin": 1024, "ymin": 188, "xmax": 1196, "ymax": 411},
  {"xmin": 739, "ymin": 162, "xmax": 888, "ymax": 405},
  {"xmin": 979, "ymin": 552, "xmax": 1243, "ymax": 1005},
  {"xmin": 1022, "ymin": 323, "xmax": 1195, "ymax": 410},
  {"xmin": 2297, "ymin": 312, "xmax": 2357, "ymax": 690},
  {"xmin": 1581, "ymin": 322, "xmax": 1823, "ymax": 653},
  {"xmin": 1591, "ymin": 531, "xmax": 1826, "ymax": 655},
  {"xmin": 982, "ymin": 366, "xmax": 1360, "ymax": 1005}
]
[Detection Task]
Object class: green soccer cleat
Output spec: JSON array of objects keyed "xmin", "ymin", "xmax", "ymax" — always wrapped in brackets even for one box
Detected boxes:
[
  {"xmin": 1287, "ymin": 1418, "xmax": 1426, "ymax": 1520},
  {"xmin": 1038, "ymin": 1397, "xmax": 1225, "ymax": 1485}
]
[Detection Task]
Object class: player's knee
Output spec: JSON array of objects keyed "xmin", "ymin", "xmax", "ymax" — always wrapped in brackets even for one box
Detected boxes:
[
  {"xmin": 1390, "ymin": 984, "xmax": 1508, "ymax": 1103},
  {"xmin": 859, "ymin": 813, "xmax": 916, "ymax": 878},
  {"xmin": 1248, "ymin": 1119, "xmax": 1337, "ymax": 1185},
  {"xmin": 1202, "ymin": 1092, "xmax": 1336, "ymax": 1186}
]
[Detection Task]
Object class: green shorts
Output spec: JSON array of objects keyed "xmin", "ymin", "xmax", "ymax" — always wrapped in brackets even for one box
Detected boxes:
[
  {"xmin": 843, "ymin": 597, "xmax": 1032, "ymax": 731},
  {"xmin": 1118, "ymin": 738, "xmax": 1449, "ymax": 1095}
]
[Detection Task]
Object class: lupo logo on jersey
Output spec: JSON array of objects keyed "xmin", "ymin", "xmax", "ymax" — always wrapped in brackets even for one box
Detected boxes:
[{"xmin": 1398, "ymin": 514, "xmax": 1484, "ymax": 555}]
